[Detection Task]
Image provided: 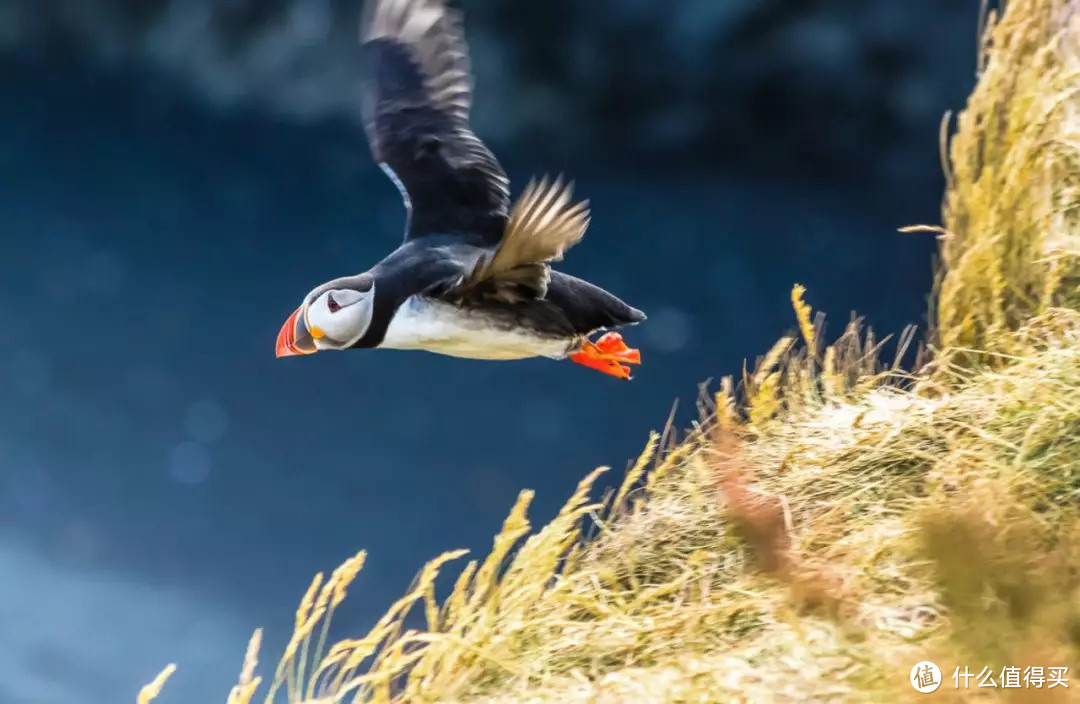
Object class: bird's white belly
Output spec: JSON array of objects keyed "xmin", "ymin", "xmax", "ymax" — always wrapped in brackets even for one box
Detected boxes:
[{"xmin": 380, "ymin": 297, "xmax": 573, "ymax": 360}]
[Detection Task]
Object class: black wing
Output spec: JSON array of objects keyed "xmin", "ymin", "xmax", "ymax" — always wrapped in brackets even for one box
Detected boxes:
[
  {"xmin": 543, "ymin": 270, "xmax": 647, "ymax": 333},
  {"xmin": 360, "ymin": 0, "xmax": 510, "ymax": 244}
]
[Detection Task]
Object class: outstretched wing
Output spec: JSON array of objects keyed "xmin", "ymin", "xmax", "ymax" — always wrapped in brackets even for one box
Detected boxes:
[{"xmin": 361, "ymin": 0, "xmax": 510, "ymax": 243}]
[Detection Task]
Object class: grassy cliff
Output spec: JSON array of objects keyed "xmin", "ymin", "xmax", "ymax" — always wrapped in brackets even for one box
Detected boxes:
[{"xmin": 142, "ymin": 0, "xmax": 1080, "ymax": 700}]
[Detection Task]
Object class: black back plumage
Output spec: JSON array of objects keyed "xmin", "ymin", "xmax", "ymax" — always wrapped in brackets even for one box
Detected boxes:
[{"xmin": 351, "ymin": 241, "xmax": 645, "ymax": 349}]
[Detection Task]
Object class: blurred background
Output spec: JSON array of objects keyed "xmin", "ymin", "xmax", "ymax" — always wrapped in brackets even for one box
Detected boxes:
[{"xmin": 0, "ymin": 1, "xmax": 976, "ymax": 701}]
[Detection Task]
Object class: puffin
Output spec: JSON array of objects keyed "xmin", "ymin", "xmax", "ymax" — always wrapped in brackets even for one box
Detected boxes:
[{"xmin": 274, "ymin": 0, "xmax": 646, "ymax": 380}]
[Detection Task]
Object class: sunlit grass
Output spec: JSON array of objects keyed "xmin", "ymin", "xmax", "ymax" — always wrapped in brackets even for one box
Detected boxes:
[{"xmin": 145, "ymin": 0, "xmax": 1080, "ymax": 700}]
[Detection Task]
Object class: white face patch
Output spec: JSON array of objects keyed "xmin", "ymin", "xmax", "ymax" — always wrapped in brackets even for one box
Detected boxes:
[{"xmin": 306, "ymin": 285, "xmax": 376, "ymax": 350}]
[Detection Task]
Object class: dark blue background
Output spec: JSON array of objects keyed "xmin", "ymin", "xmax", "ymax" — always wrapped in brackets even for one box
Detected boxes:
[{"xmin": 0, "ymin": 2, "xmax": 967, "ymax": 700}]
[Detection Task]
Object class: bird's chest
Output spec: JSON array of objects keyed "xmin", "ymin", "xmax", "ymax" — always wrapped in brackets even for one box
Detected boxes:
[{"xmin": 380, "ymin": 297, "xmax": 572, "ymax": 360}]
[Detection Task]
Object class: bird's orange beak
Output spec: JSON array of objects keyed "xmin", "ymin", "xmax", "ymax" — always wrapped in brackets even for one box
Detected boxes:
[{"xmin": 275, "ymin": 305, "xmax": 317, "ymax": 358}]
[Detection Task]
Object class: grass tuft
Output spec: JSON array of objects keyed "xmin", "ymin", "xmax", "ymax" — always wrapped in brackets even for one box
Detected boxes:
[
  {"xmin": 143, "ymin": 0, "xmax": 1080, "ymax": 700},
  {"xmin": 932, "ymin": 0, "xmax": 1080, "ymax": 365}
]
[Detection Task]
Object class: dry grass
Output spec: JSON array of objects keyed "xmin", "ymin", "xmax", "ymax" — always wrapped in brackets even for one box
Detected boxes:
[
  {"xmin": 142, "ymin": 0, "xmax": 1080, "ymax": 701},
  {"xmin": 927, "ymin": 0, "xmax": 1080, "ymax": 362}
]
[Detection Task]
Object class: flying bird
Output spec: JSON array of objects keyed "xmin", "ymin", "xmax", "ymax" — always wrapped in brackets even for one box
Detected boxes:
[{"xmin": 275, "ymin": 0, "xmax": 646, "ymax": 379}]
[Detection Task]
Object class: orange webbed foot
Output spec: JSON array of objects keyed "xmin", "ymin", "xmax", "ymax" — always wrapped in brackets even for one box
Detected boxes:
[
  {"xmin": 569, "ymin": 333, "xmax": 642, "ymax": 380},
  {"xmin": 594, "ymin": 332, "xmax": 642, "ymax": 364}
]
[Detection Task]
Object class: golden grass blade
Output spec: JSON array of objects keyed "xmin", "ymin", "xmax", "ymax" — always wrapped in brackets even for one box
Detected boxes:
[
  {"xmin": 225, "ymin": 629, "xmax": 262, "ymax": 704},
  {"xmin": 791, "ymin": 284, "xmax": 816, "ymax": 353},
  {"xmin": 611, "ymin": 432, "xmax": 660, "ymax": 515},
  {"xmin": 136, "ymin": 664, "xmax": 176, "ymax": 704}
]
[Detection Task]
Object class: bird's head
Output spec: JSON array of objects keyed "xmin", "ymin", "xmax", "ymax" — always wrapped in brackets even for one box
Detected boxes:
[{"xmin": 275, "ymin": 273, "xmax": 376, "ymax": 357}]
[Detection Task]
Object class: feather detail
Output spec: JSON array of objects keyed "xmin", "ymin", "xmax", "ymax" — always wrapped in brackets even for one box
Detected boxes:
[
  {"xmin": 464, "ymin": 176, "xmax": 590, "ymax": 299},
  {"xmin": 362, "ymin": 0, "xmax": 472, "ymax": 121}
]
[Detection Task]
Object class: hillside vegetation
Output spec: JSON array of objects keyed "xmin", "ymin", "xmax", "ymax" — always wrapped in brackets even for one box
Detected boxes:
[{"xmin": 141, "ymin": 0, "xmax": 1080, "ymax": 701}]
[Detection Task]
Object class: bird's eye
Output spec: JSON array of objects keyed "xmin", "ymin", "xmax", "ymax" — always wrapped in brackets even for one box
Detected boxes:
[{"xmin": 322, "ymin": 288, "xmax": 365, "ymax": 314}]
